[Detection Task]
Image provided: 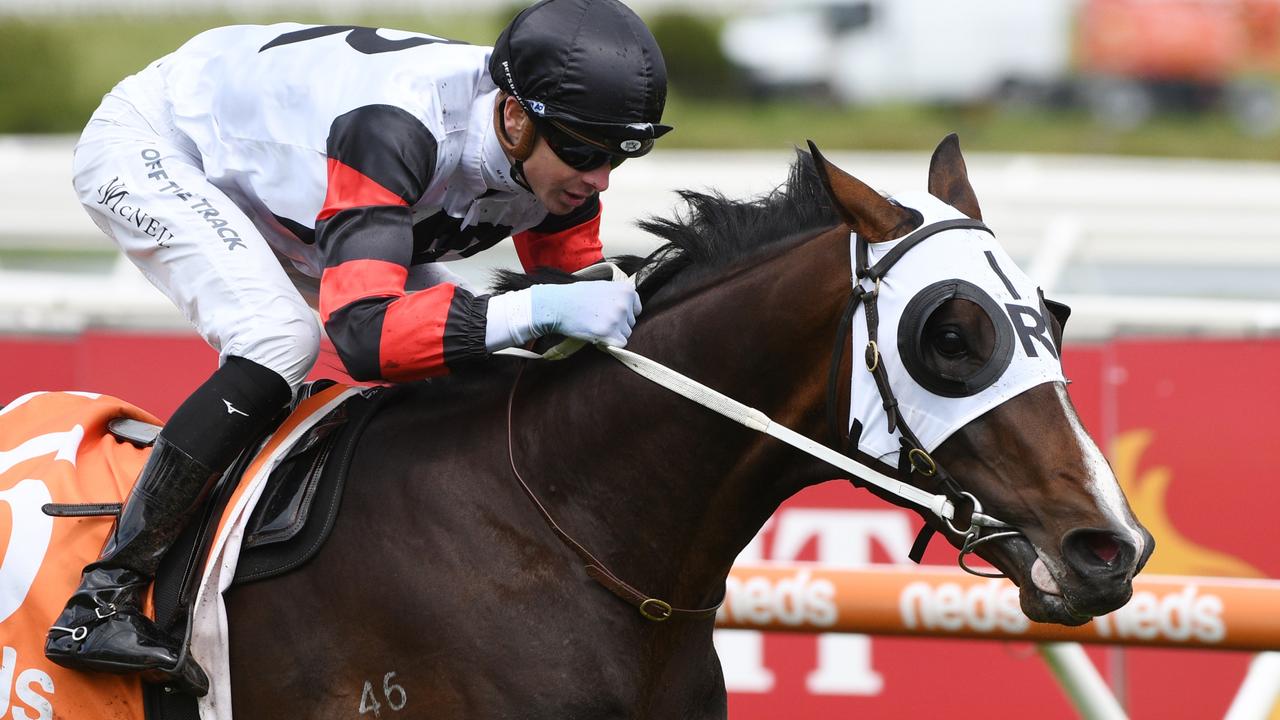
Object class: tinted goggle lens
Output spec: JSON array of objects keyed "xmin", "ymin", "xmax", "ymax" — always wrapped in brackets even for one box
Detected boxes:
[
  {"xmin": 541, "ymin": 121, "xmax": 651, "ymax": 171},
  {"xmin": 551, "ymin": 142, "xmax": 623, "ymax": 171}
]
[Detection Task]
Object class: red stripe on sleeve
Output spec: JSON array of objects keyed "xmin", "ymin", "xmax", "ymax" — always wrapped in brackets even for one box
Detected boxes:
[
  {"xmin": 379, "ymin": 284, "xmax": 456, "ymax": 382},
  {"xmin": 319, "ymin": 259, "xmax": 407, "ymax": 323},
  {"xmin": 513, "ymin": 207, "xmax": 604, "ymax": 273},
  {"xmin": 317, "ymin": 158, "xmax": 409, "ymax": 222}
]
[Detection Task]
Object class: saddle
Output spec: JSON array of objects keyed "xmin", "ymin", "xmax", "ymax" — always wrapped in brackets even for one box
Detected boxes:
[{"xmin": 89, "ymin": 382, "xmax": 388, "ymax": 720}]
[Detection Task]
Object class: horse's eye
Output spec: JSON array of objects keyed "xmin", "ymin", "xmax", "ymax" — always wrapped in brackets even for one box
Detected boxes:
[{"xmin": 932, "ymin": 329, "xmax": 966, "ymax": 357}]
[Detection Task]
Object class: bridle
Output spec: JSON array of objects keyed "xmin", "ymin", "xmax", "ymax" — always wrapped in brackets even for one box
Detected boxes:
[
  {"xmin": 828, "ymin": 217, "xmax": 1025, "ymax": 575},
  {"xmin": 501, "ymin": 219, "xmax": 1037, "ymax": 622}
]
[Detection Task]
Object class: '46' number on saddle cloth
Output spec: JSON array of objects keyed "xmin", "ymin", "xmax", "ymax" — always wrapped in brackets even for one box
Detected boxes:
[{"xmin": 0, "ymin": 391, "xmax": 157, "ymax": 720}]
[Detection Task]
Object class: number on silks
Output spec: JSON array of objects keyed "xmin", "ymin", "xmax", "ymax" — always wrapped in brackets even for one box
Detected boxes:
[
  {"xmin": 260, "ymin": 25, "xmax": 464, "ymax": 55},
  {"xmin": 359, "ymin": 672, "xmax": 407, "ymax": 717}
]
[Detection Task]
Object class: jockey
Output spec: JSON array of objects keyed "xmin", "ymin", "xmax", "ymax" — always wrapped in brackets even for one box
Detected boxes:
[{"xmin": 45, "ymin": 0, "xmax": 666, "ymax": 696}]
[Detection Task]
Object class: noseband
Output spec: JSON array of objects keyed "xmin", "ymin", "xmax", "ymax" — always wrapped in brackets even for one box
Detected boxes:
[{"xmin": 828, "ymin": 218, "xmax": 1025, "ymax": 576}]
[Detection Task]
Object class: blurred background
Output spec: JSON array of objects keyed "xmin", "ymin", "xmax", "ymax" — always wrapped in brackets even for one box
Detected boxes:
[
  {"xmin": 1, "ymin": 1, "xmax": 1279, "ymax": 718},
  {"xmin": 2, "ymin": 0, "xmax": 1280, "ymax": 336}
]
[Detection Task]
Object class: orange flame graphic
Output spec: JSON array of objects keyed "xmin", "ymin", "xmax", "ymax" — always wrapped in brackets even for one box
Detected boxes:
[{"xmin": 1111, "ymin": 429, "xmax": 1263, "ymax": 579}]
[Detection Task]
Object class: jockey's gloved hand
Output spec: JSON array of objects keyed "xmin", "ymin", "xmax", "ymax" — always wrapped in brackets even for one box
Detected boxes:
[
  {"xmin": 484, "ymin": 281, "xmax": 642, "ymax": 351},
  {"xmin": 531, "ymin": 281, "xmax": 642, "ymax": 346}
]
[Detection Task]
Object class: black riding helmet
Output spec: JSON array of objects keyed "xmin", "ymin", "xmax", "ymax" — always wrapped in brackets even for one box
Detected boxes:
[{"xmin": 490, "ymin": 0, "xmax": 672, "ymax": 161}]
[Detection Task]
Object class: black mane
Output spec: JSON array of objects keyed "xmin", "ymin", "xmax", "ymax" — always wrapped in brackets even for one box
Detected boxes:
[{"xmin": 493, "ymin": 150, "xmax": 840, "ymax": 301}]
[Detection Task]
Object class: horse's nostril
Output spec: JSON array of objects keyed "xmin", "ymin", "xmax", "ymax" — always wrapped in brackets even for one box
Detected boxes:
[
  {"xmin": 1086, "ymin": 533, "xmax": 1121, "ymax": 565},
  {"xmin": 1062, "ymin": 528, "xmax": 1133, "ymax": 578}
]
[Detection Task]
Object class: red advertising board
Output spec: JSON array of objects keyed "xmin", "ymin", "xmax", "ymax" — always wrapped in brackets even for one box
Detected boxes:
[
  {"xmin": 722, "ymin": 338, "xmax": 1280, "ymax": 719},
  {"xmin": 1, "ymin": 332, "xmax": 1277, "ymax": 717}
]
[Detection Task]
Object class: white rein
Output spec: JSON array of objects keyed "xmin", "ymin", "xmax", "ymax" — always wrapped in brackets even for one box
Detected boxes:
[{"xmin": 494, "ymin": 263, "xmax": 1009, "ymax": 536}]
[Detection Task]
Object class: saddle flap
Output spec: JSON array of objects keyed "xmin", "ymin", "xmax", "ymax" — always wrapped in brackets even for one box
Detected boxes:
[
  {"xmin": 230, "ymin": 386, "xmax": 387, "ymax": 586},
  {"xmin": 241, "ymin": 406, "xmax": 349, "ymax": 549}
]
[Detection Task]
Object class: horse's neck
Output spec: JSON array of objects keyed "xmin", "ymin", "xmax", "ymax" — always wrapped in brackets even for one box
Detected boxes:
[{"xmin": 521, "ymin": 228, "xmax": 850, "ymax": 607}]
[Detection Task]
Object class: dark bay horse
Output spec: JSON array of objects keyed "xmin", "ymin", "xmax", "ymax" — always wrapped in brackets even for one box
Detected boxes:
[{"xmin": 224, "ymin": 137, "xmax": 1152, "ymax": 718}]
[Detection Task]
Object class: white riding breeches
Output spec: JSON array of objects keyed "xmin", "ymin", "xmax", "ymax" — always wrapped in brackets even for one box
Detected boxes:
[{"xmin": 72, "ymin": 68, "xmax": 321, "ymax": 390}]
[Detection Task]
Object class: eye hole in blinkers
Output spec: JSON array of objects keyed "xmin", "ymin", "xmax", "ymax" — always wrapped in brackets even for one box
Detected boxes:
[{"xmin": 897, "ymin": 279, "xmax": 1015, "ymax": 398}]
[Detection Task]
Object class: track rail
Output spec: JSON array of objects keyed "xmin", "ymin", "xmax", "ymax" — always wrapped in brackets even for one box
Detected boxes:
[{"xmin": 718, "ymin": 564, "xmax": 1280, "ymax": 652}]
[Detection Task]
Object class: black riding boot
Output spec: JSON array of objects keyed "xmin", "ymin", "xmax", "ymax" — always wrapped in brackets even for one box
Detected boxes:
[
  {"xmin": 44, "ymin": 355, "xmax": 293, "ymax": 697},
  {"xmin": 44, "ymin": 437, "xmax": 220, "ymax": 696}
]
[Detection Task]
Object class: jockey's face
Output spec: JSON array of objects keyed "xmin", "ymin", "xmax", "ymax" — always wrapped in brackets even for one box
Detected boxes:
[
  {"xmin": 524, "ymin": 136, "xmax": 611, "ymax": 215},
  {"xmin": 500, "ymin": 97, "xmax": 611, "ymax": 215}
]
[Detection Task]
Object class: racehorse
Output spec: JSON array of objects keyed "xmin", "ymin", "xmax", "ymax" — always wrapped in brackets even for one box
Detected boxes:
[{"xmin": 222, "ymin": 136, "xmax": 1152, "ymax": 719}]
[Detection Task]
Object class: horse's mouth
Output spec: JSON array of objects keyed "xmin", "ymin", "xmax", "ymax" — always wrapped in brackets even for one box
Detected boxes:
[
  {"xmin": 1025, "ymin": 556, "xmax": 1093, "ymax": 623},
  {"xmin": 988, "ymin": 536, "xmax": 1114, "ymax": 626}
]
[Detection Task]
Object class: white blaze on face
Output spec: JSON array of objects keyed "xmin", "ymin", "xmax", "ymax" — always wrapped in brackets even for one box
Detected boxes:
[{"xmin": 1053, "ymin": 383, "xmax": 1147, "ymax": 554}]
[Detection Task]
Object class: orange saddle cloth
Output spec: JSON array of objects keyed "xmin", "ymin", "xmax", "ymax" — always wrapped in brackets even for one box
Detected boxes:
[
  {"xmin": 0, "ymin": 386, "xmax": 356, "ymax": 720},
  {"xmin": 1, "ymin": 391, "xmax": 153, "ymax": 720}
]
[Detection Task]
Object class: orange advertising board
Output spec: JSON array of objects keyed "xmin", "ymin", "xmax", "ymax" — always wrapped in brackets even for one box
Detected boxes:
[{"xmin": 719, "ymin": 565, "xmax": 1280, "ymax": 652}]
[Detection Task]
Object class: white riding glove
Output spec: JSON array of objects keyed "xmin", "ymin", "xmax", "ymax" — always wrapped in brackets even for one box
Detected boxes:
[{"xmin": 485, "ymin": 281, "xmax": 642, "ymax": 351}]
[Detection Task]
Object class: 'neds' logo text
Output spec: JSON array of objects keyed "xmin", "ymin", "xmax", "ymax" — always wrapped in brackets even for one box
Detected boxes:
[
  {"xmin": 720, "ymin": 569, "xmax": 837, "ymax": 628},
  {"xmin": 1093, "ymin": 584, "xmax": 1224, "ymax": 643},
  {"xmin": 900, "ymin": 579, "xmax": 1028, "ymax": 634},
  {"xmin": 898, "ymin": 579, "xmax": 1226, "ymax": 644}
]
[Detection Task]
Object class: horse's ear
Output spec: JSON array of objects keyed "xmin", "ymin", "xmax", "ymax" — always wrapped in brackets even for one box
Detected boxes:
[
  {"xmin": 807, "ymin": 140, "xmax": 917, "ymax": 242},
  {"xmin": 927, "ymin": 133, "xmax": 982, "ymax": 221}
]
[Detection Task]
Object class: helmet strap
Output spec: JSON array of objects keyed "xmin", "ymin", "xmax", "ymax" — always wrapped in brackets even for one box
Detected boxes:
[
  {"xmin": 494, "ymin": 92, "xmax": 536, "ymax": 193},
  {"xmin": 510, "ymin": 159, "xmax": 533, "ymax": 194}
]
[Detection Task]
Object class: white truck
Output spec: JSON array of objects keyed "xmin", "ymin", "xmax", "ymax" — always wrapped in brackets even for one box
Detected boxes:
[{"xmin": 720, "ymin": 0, "xmax": 1074, "ymax": 105}]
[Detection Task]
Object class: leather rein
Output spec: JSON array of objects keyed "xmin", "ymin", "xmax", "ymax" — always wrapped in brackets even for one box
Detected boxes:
[
  {"xmin": 504, "ymin": 361, "xmax": 722, "ymax": 622},
  {"xmin": 502, "ymin": 219, "xmax": 1028, "ymax": 623}
]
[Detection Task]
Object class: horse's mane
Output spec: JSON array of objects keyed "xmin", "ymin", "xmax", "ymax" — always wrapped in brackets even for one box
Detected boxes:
[
  {"xmin": 493, "ymin": 150, "xmax": 840, "ymax": 302},
  {"xmin": 394, "ymin": 152, "xmax": 839, "ymax": 403}
]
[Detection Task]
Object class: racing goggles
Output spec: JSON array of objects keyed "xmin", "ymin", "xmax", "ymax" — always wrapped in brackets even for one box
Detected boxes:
[{"xmin": 540, "ymin": 119, "xmax": 653, "ymax": 171}]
